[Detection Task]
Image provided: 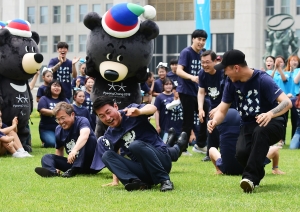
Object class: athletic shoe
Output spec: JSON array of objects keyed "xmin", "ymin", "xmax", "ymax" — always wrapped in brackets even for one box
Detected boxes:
[
  {"xmin": 160, "ymin": 180, "xmax": 174, "ymax": 192},
  {"xmin": 176, "ymin": 131, "xmax": 188, "ymax": 157},
  {"xmin": 35, "ymin": 167, "xmax": 59, "ymax": 177},
  {"xmin": 21, "ymin": 151, "xmax": 34, "ymax": 157},
  {"xmin": 202, "ymin": 156, "xmax": 211, "ymax": 162},
  {"xmin": 12, "ymin": 152, "xmax": 28, "ymax": 158},
  {"xmin": 62, "ymin": 168, "xmax": 78, "ymax": 178},
  {"xmin": 181, "ymin": 150, "xmax": 192, "ymax": 156},
  {"xmin": 240, "ymin": 178, "xmax": 254, "ymax": 193},
  {"xmin": 192, "ymin": 144, "xmax": 207, "ymax": 154}
]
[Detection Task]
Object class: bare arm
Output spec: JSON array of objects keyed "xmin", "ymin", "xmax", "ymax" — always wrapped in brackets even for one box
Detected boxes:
[
  {"xmin": 39, "ymin": 108, "xmax": 54, "ymax": 116},
  {"xmin": 176, "ymin": 64, "xmax": 198, "ymax": 83},
  {"xmin": 0, "ymin": 117, "xmax": 18, "ymax": 134},
  {"xmin": 294, "ymin": 70, "xmax": 300, "ymax": 84},
  {"xmin": 207, "ymin": 102, "xmax": 231, "ymax": 133},
  {"xmin": 197, "ymin": 87, "xmax": 206, "ymax": 123},
  {"xmin": 155, "ymin": 110, "xmax": 160, "ymax": 133},
  {"xmin": 123, "ymin": 104, "xmax": 157, "ymax": 117},
  {"xmin": 29, "ymin": 71, "xmax": 40, "ymax": 90},
  {"xmin": 67, "ymin": 128, "xmax": 90, "ymax": 164}
]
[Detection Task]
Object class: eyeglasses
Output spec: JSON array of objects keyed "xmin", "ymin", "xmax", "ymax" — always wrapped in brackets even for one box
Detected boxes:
[
  {"xmin": 201, "ymin": 60, "xmax": 212, "ymax": 65},
  {"xmin": 55, "ymin": 116, "xmax": 66, "ymax": 123}
]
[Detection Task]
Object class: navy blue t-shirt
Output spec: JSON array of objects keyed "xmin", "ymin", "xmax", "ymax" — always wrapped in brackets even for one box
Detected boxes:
[
  {"xmin": 73, "ymin": 104, "xmax": 95, "ymax": 130},
  {"xmin": 140, "ymin": 82, "xmax": 150, "ymax": 95},
  {"xmin": 198, "ymin": 69, "xmax": 225, "ymax": 109},
  {"xmin": 38, "ymin": 96, "xmax": 70, "ymax": 131},
  {"xmin": 48, "ymin": 58, "xmax": 73, "ymax": 99},
  {"xmin": 37, "ymin": 84, "xmax": 47, "ymax": 98},
  {"xmin": 82, "ymin": 91, "xmax": 96, "ymax": 130},
  {"xmin": 167, "ymin": 71, "xmax": 179, "ymax": 87},
  {"xmin": 177, "ymin": 46, "xmax": 201, "ymax": 97},
  {"xmin": 222, "ymin": 69, "xmax": 283, "ymax": 124},
  {"xmin": 91, "ymin": 103, "xmax": 167, "ymax": 170},
  {"xmin": 154, "ymin": 93, "xmax": 175, "ymax": 132},
  {"xmin": 55, "ymin": 116, "xmax": 97, "ymax": 157},
  {"xmin": 153, "ymin": 79, "xmax": 163, "ymax": 94}
]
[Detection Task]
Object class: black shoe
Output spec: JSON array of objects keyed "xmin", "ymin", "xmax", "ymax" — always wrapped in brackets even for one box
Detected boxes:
[
  {"xmin": 125, "ymin": 179, "xmax": 151, "ymax": 191},
  {"xmin": 160, "ymin": 180, "xmax": 174, "ymax": 192},
  {"xmin": 166, "ymin": 128, "xmax": 177, "ymax": 147},
  {"xmin": 62, "ymin": 168, "xmax": 78, "ymax": 178},
  {"xmin": 202, "ymin": 156, "xmax": 211, "ymax": 162},
  {"xmin": 23, "ymin": 145, "xmax": 32, "ymax": 153},
  {"xmin": 35, "ymin": 167, "xmax": 59, "ymax": 177},
  {"xmin": 176, "ymin": 132, "xmax": 188, "ymax": 157}
]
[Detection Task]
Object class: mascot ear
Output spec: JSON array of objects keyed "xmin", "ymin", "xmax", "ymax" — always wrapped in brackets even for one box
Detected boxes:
[
  {"xmin": 31, "ymin": 31, "xmax": 40, "ymax": 45},
  {"xmin": 0, "ymin": 28, "xmax": 11, "ymax": 46},
  {"xmin": 139, "ymin": 20, "xmax": 159, "ymax": 41},
  {"xmin": 84, "ymin": 12, "xmax": 102, "ymax": 30}
]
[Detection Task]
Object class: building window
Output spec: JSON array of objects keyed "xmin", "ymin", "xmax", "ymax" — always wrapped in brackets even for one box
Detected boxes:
[
  {"xmin": 281, "ymin": 0, "xmax": 290, "ymax": 14},
  {"xmin": 79, "ymin": 4, "xmax": 87, "ymax": 22},
  {"xmin": 40, "ymin": 6, "xmax": 48, "ymax": 24},
  {"xmin": 167, "ymin": 35, "xmax": 187, "ymax": 54},
  {"xmin": 211, "ymin": 0, "xmax": 235, "ymax": 19},
  {"xmin": 53, "ymin": 36, "xmax": 60, "ymax": 52},
  {"xmin": 66, "ymin": 5, "xmax": 74, "ymax": 23},
  {"xmin": 266, "ymin": 0, "xmax": 274, "ymax": 16},
  {"xmin": 27, "ymin": 7, "xmax": 35, "ymax": 24},
  {"xmin": 297, "ymin": 0, "xmax": 300, "ymax": 15},
  {"xmin": 106, "ymin": 3, "xmax": 113, "ymax": 11},
  {"xmin": 53, "ymin": 6, "xmax": 61, "ymax": 23},
  {"xmin": 79, "ymin": 35, "xmax": 87, "ymax": 52},
  {"xmin": 39, "ymin": 36, "xmax": 47, "ymax": 53},
  {"xmin": 216, "ymin": 33, "xmax": 234, "ymax": 53},
  {"xmin": 149, "ymin": 35, "xmax": 163, "ymax": 72},
  {"xmin": 148, "ymin": 0, "xmax": 194, "ymax": 21},
  {"xmin": 93, "ymin": 4, "xmax": 101, "ymax": 14},
  {"xmin": 66, "ymin": 35, "xmax": 74, "ymax": 52}
]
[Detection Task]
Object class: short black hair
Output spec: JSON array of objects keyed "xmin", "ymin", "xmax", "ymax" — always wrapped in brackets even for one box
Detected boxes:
[
  {"xmin": 201, "ymin": 50, "xmax": 217, "ymax": 61},
  {"xmin": 265, "ymin": 55, "xmax": 275, "ymax": 63},
  {"xmin": 192, "ymin": 29, "xmax": 207, "ymax": 39},
  {"xmin": 57, "ymin": 42, "xmax": 69, "ymax": 49},
  {"xmin": 93, "ymin": 96, "xmax": 115, "ymax": 113},
  {"xmin": 169, "ymin": 58, "xmax": 178, "ymax": 65}
]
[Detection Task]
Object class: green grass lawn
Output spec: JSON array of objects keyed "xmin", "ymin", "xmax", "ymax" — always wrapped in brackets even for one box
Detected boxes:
[{"xmin": 1, "ymin": 117, "xmax": 300, "ymax": 211}]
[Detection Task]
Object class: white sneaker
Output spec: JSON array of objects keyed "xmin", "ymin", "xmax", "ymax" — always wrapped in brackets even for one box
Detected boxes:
[
  {"xmin": 240, "ymin": 178, "xmax": 254, "ymax": 193},
  {"xmin": 21, "ymin": 151, "xmax": 34, "ymax": 157},
  {"xmin": 12, "ymin": 152, "xmax": 28, "ymax": 158},
  {"xmin": 181, "ymin": 151, "xmax": 192, "ymax": 156},
  {"xmin": 192, "ymin": 144, "xmax": 207, "ymax": 154}
]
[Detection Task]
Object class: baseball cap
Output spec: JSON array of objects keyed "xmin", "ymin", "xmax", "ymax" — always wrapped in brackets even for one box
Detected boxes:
[
  {"xmin": 216, "ymin": 55, "xmax": 222, "ymax": 61},
  {"xmin": 214, "ymin": 49, "xmax": 246, "ymax": 71}
]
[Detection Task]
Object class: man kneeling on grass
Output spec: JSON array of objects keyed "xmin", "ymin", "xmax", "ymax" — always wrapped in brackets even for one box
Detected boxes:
[
  {"xmin": 91, "ymin": 96, "xmax": 187, "ymax": 192},
  {"xmin": 35, "ymin": 102, "xmax": 100, "ymax": 178}
]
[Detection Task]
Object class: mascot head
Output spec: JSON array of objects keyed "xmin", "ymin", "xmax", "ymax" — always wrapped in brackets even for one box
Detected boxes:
[
  {"xmin": 0, "ymin": 19, "xmax": 43, "ymax": 80},
  {"xmin": 84, "ymin": 3, "xmax": 159, "ymax": 82}
]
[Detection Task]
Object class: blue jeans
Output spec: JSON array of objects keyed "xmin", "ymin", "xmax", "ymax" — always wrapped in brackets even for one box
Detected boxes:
[
  {"xmin": 39, "ymin": 129, "xmax": 56, "ymax": 148},
  {"xmin": 290, "ymin": 127, "xmax": 300, "ymax": 149}
]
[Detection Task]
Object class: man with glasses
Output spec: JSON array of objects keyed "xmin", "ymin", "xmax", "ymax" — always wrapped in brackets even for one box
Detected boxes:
[{"xmin": 35, "ymin": 102, "xmax": 99, "ymax": 178}]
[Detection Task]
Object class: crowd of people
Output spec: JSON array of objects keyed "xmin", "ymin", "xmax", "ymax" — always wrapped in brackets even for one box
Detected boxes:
[{"xmin": 1, "ymin": 31, "xmax": 298, "ymax": 193}]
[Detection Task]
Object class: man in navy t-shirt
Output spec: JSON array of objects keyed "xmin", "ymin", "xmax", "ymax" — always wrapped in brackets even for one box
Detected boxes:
[
  {"xmin": 198, "ymin": 50, "xmax": 225, "ymax": 161},
  {"xmin": 48, "ymin": 42, "xmax": 77, "ymax": 100},
  {"xmin": 91, "ymin": 96, "xmax": 187, "ymax": 192},
  {"xmin": 176, "ymin": 29, "xmax": 208, "ymax": 154},
  {"xmin": 208, "ymin": 49, "xmax": 292, "ymax": 193},
  {"xmin": 35, "ymin": 102, "xmax": 99, "ymax": 178}
]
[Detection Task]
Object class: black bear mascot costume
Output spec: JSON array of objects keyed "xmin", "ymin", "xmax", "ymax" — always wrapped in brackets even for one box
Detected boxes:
[
  {"xmin": 0, "ymin": 19, "xmax": 43, "ymax": 149},
  {"xmin": 84, "ymin": 3, "xmax": 159, "ymax": 136}
]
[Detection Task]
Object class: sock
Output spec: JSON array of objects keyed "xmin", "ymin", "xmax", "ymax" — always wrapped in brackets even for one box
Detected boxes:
[{"xmin": 17, "ymin": 148, "xmax": 25, "ymax": 152}]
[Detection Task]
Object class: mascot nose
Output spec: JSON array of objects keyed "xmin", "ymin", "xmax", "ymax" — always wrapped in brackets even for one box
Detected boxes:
[
  {"xmin": 104, "ymin": 70, "xmax": 119, "ymax": 81},
  {"xmin": 34, "ymin": 53, "xmax": 44, "ymax": 63}
]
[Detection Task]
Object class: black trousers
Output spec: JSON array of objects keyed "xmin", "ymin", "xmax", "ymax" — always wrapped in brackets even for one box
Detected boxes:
[
  {"xmin": 179, "ymin": 93, "xmax": 208, "ymax": 149},
  {"xmin": 102, "ymin": 140, "xmax": 172, "ymax": 185},
  {"xmin": 236, "ymin": 118, "xmax": 284, "ymax": 185}
]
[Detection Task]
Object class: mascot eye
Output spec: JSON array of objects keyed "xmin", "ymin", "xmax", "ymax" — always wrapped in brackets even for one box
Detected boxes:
[
  {"xmin": 32, "ymin": 47, "xmax": 36, "ymax": 52},
  {"xmin": 106, "ymin": 53, "xmax": 112, "ymax": 60},
  {"xmin": 117, "ymin": 55, "xmax": 123, "ymax": 62},
  {"xmin": 25, "ymin": 46, "xmax": 29, "ymax": 52}
]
